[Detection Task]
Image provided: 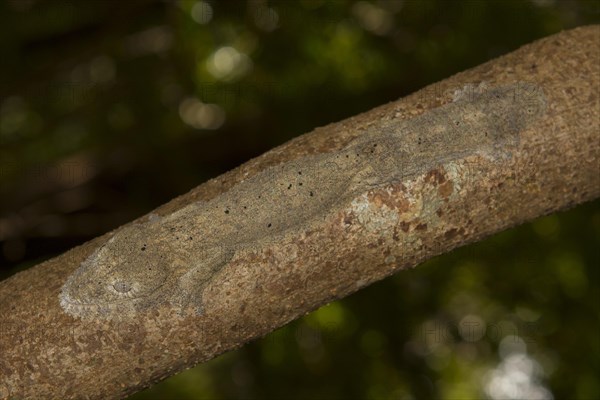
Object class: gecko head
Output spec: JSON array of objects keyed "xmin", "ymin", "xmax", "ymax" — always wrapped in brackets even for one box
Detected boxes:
[{"xmin": 60, "ymin": 224, "xmax": 172, "ymax": 318}]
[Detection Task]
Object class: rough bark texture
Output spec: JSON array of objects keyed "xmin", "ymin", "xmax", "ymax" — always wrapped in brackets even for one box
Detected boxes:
[{"xmin": 1, "ymin": 25, "xmax": 598, "ymax": 400}]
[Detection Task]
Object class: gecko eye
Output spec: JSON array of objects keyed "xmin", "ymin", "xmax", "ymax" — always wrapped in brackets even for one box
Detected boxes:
[
  {"xmin": 113, "ymin": 281, "xmax": 131, "ymax": 293},
  {"xmin": 108, "ymin": 280, "xmax": 138, "ymax": 298}
]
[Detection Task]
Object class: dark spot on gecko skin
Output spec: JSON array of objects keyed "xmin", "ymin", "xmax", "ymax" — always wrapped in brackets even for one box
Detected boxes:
[
  {"xmin": 367, "ymin": 241, "xmax": 378, "ymax": 249},
  {"xmin": 444, "ymin": 228, "xmax": 458, "ymax": 239},
  {"xmin": 267, "ymin": 223, "xmax": 272, "ymax": 228},
  {"xmin": 343, "ymin": 214, "xmax": 353, "ymax": 226},
  {"xmin": 438, "ymin": 181, "xmax": 454, "ymax": 198},
  {"xmin": 399, "ymin": 221, "xmax": 410, "ymax": 233},
  {"xmin": 416, "ymin": 223, "xmax": 428, "ymax": 231},
  {"xmin": 426, "ymin": 169, "xmax": 446, "ymax": 185},
  {"xmin": 436, "ymin": 209, "xmax": 444, "ymax": 217}
]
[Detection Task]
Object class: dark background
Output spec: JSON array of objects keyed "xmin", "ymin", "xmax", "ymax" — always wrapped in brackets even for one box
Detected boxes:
[{"xmin": 0, "ymin": 1, "xmax": 598, "ymax": 399}]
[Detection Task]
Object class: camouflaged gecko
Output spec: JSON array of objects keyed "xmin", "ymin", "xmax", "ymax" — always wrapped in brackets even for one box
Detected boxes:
[{"xmin": 59, "ymin": 82, "xmax": 546, "ymax": 319}]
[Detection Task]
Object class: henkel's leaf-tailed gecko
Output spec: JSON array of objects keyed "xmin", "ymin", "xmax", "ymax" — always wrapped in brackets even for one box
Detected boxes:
[{"xmin": 59, "ymin": 82, "xmax": 546, "ymax": 319}]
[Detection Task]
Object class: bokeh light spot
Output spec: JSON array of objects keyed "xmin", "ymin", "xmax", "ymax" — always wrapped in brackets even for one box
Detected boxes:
[
  {"xmin": 191, "ymin": 1, "xmax": 213, "ymax": 24},
  {"xmin": 206, "ymin": 47, "xmax": 252, "ymax": 81},
  {"xmin": 179, "ymin": 97, "xmax": 225, "ymax": 130}
]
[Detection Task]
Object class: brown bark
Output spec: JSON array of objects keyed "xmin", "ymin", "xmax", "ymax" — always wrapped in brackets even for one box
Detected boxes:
[{"xmin": 1, "ymin": 25, "xmax": 599, "ymax": 400}]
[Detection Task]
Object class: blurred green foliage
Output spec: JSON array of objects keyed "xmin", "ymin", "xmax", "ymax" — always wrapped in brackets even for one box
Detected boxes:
[{"xmin": 0, "ymin": 0, "xmax": 598, "ymax": 399}]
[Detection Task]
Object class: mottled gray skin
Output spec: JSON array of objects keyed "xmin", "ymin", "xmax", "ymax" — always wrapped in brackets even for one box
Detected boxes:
[{"xmin": 59, "ymin": 82, "xmax": 546, "ymax": 319}]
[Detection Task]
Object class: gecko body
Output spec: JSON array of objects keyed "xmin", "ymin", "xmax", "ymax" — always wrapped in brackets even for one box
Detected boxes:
[{"xmin": 59, "ymin": 82, "xmax": 546, "ymax": 319}]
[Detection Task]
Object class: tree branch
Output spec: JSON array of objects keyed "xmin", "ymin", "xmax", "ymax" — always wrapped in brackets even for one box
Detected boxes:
[{"xmin": 1, "ymin": 25, "xmax": 598, "ymax": 400}]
